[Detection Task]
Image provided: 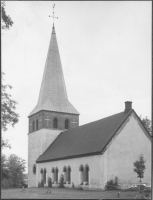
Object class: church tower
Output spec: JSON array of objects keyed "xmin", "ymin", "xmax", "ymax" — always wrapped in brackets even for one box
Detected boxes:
[{"xmin": 28, "ymin": 24, "xmax": 79, "ymax": 187}]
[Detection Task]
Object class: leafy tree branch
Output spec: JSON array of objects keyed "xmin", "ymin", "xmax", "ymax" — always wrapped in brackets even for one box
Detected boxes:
[{"xmin": 1, "ymin": 1, "xmax": 13, "ymax": 31}]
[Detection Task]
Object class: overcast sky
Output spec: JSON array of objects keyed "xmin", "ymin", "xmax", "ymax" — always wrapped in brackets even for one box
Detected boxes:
[{"xmin": 2, "ymin": 1, "xmax": 151, "ymax": 172}]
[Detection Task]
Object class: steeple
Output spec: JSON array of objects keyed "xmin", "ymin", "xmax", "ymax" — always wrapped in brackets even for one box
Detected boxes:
[{"xmin": 29, "ymin": 25, "xmax": 79, "ymax": 116}]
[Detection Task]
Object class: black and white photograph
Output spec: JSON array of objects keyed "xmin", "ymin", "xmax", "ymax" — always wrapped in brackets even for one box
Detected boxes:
[{"xmin": 2, "ymin": 1, "xmax": 151, "ymax": 199}]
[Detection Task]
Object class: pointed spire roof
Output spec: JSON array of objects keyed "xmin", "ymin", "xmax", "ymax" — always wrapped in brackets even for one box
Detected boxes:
[{"xmin": 29, "ymin": 26, "xmax": 79, "ymax": 116}]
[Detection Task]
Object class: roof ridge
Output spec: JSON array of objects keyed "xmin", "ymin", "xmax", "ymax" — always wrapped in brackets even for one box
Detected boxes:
[{"xmin": 64, "ymin": 111, "xmax": 125, "ymax": 131}]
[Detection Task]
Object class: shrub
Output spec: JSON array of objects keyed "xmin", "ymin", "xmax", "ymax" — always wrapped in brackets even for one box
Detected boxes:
[
  {"xmin": 1, "ymin": 179, "xmax": 11, "ymax": 189},
  {"xmin": 78, "ymin": 185, "xmax": 83, "ymax": 190},
  {"xmin": 106, "ymin": 176, "xmax": 119, "ymax": 190},
  {"xmin": 38, "ymin": 182, "xmax": 41, "ymax": 188},
  {"xmin": 40, "ymin": 180, "xmax": 44, "ymax": 187},
  {"xmin": 48, "ymin": 177, "xmax": 52, "ymax": 188},
  {"xmin": 58, "ymin": 174, "xmax": 65, "ymax": 188}
]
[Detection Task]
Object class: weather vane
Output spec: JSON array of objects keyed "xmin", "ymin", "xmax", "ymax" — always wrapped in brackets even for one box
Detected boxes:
[{"xmin": 49, "ymin": 4, "xmax": 58, "ymax": 27}]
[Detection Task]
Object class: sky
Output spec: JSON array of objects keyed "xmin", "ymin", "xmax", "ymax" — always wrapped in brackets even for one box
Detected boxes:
[{"xmin": 2, "ymin": 1, "xmax": 151, "ymax": 173}]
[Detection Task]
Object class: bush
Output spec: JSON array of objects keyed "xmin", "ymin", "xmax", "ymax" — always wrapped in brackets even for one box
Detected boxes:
[
  {"xmin": 106, "ymin": 176, "xmax": 119, "ymax": 190},
  {"xmin": 40, "ymin": 180, "xmax": 44, "ymax": 187},
  {"xmin": 1, "ymin": 179, "xmax": 11, "ymax": 189},
  {"xmin": 78, "ymin": 185, "xmax": 83, "ymax": 190},
  {"xmin": 38, "ymin": 182, "xmax": 41, "ymax": 188},
  {"xmin": 48, "ymin": 177, "xmax": 52, "ymax": 188},
  {"xmin": 58, "ymin": 174, "xmax": 65, "ymax": 188}
]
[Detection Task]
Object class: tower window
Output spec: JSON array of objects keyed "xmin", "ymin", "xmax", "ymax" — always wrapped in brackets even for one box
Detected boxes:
[
  {"xmin": 33, "ymin": 164, "xmax": 36, "ymax": 175},
  {"xmin": 53, "ymin": 118, "xmax": 58, "ymax": 129},
  {"xmin": 36, "ymin": 119, "xmax": 39, "ymax": 130},
  {"xmin": 65, "ymin": 119, "xmax": 69, "ymax": 129},
  {"xmin": 32, "ymin": 121, "xmax": 35, "ymax": 132}
]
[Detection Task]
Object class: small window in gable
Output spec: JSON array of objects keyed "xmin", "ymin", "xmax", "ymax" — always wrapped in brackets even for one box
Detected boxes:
[{"xmin": 53, "ymin": 118, "xmax": 58, "ymax": 129}]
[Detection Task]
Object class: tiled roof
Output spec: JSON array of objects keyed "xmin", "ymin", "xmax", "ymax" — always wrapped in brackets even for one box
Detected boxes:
[
  {"xmin": 29, "ymin": 27, "xmax": 79, "ymax": 116},
  {"xmin": 36, "ymin": 110, "xmax": 133, "ymax": 163}
]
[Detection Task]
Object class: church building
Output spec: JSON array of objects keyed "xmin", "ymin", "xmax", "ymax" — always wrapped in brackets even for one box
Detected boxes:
[{"xmin": 28, "ymin": 24, "xmax": 151, "ymax": 189}]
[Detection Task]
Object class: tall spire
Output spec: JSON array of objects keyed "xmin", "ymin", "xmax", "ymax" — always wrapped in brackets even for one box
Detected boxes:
[{"xmin": 29, "ymin": 22, "xmax": 79, "ymax": 116}]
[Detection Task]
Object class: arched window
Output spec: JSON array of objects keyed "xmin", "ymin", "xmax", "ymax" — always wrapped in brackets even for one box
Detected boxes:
[
  {"xmin": 79, "ymin": 165, "xmax": 84, "ymax": 172},
  {"xmin": 67, "ymin": 166, "xmax": 71, "ymax": 183},
  {"xmin": 55, "ymin": 167, "xmax": 58, "ymax": 183},
  {"xmin": 53, "ymin": 118, "xmax": 58, "ymax": 129},
  {"xmin": 36, "ymin": 119, "xmax": 39, "ymax": 130},
  {"xmin": 65, "ymin": 119, "xmax": 69, "ymax": 129},
  {"xmin": 33, "ymin": 164, "xmax": 36, "ymax": 175},
  {"xmin": 84, "ymin": 164, "xmax": 90, "ymax": 184},
  {"xmin": 40, "ymin": 168, "xmax": 43, "ymax": 181},
  {"xmin": 51, "ymin": 168, "xmax": 54, "ymax": 173},
  {"xmin": 44, "ymin": 168, "xmax": 47, "ymax": 183},
  {"xmin": 63, "ymin": 166, "xmax": 66, "ymax": 183},
  {"xmin": 51, "ymin": 167, "xmax": 54, "ymax": 183},
  {"xmin": 32, "ymin": 121, "xmax": 35, "ymax": 132},
  {"xmin": 79, "ymin": 165, "xmax": 84, "ymax": 185}
]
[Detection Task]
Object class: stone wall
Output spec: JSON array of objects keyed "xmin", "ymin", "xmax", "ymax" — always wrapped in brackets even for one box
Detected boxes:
[
  {"xmin": 37, "ymin": 154, "xmax": 103, "ymax": 189},
  {"xmin": 105, "ymin": 113, "xmax": 151, "ymax": 186},
  {"xmin": 28, "ymin": 129, "xmax": 62, "ymax": 187}
]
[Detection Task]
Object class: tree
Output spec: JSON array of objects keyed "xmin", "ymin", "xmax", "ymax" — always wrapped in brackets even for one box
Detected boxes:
[
  {"xmin": 133, "ymin": 154, "xmax": 146, "ymax": 191},
  {"xmin": 1, "ymin": 1, "xmax": 13, "ymax": 31},
  {"xmin": 1, "ymin": 73, "xmax": 19, "ymax": 149},
  {"xmin": 1, "ymin": 2, "xmax": 17, "ymax": 149},
  {"xmin": 1, "ymin": 154, "xmax": 9, "ymax": 181},
  {"xmin": 1, "ymin": 154, "xmax": 26, "ymax": 188},
  {"xmin": 141, "ymin": 116, "xmax": 152, "ymax": 136}
]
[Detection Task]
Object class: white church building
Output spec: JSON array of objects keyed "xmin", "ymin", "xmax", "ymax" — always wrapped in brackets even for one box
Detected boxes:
[{"xmin": 28, "ymin": 24, "xmax": 151, "ymax": 189}]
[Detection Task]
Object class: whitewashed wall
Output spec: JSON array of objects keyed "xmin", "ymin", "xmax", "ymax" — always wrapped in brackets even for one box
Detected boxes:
[
  {"xmin": 105, "ymin": 113, "xmax": 151, "ymax": 187},
  {"xmin": 28, "ymin": 129, "xmax": 62, "ymax": 187},
  {"xmin": 37, "ymin": 154, "xmax": 103, "ymax": 189}
]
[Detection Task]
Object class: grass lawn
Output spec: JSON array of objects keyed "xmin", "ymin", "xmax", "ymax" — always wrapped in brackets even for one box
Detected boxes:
[{"xmin": 1, "ymin": 187, "xmax": 149, "ymax": 199}]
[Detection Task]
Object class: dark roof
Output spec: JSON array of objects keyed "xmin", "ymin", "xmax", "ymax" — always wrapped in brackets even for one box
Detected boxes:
[{"xmin": 36, "ymin": 109, "xmax": 135, "ymax": 163}]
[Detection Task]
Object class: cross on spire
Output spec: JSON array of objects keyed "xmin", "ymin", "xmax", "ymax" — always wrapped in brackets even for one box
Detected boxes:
[{"xmin": 49, "ymin": 4, "xmax": 58, "ymax": 27}]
